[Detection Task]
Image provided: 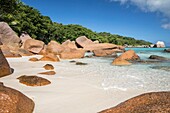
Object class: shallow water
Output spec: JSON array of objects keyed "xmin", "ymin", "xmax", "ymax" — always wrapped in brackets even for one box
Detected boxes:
[{"xmin": 58, "ymin": 48, "xmax": 170, "ymax": 92}]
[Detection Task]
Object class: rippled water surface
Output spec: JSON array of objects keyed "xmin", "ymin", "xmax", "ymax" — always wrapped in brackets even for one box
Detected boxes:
[{"xmin": 57, "ymin": 48, "xmax": 170, "ymax": 92}]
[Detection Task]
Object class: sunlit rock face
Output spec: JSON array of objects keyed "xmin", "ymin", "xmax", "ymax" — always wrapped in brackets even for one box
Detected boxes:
[
  {"xmin": 0, "ymin": 82, "xmax": 35, "ymax": 113},
  {"xmin": 0, "ymin": 22, "xmax": 21, "ymax": 48},
  {"xmin": 154, "ymin": 41, "xmax": 166, "ymax": 48}
]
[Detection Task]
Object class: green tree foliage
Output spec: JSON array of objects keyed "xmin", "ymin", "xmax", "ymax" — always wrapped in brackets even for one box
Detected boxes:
[
  {"xmin": 0, "ymin": 0, "xmax": 19, "ymax": 14},
  {"xmin": 0, "ymin": 0, "xmax": 152, "ymax": 45}
]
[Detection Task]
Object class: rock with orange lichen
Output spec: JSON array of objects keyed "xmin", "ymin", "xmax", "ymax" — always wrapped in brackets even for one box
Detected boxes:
[
  {"xmin": 43, "ymin": 64, "xmax": 54, "ymax": 70},
  {"xmin": 99, "ymin": 92, "xmax": 170, "ymax": 113},
  {"xmin": 38, "ymin": 71, "xmax": 56, "ymax": 75},
  {"xmin": 0, "ymin": 82, "xmax": 34, "ymax": 113},
  {"xmin": 17, "ymin": 75, "xmax": 51, "ymax": 86}
]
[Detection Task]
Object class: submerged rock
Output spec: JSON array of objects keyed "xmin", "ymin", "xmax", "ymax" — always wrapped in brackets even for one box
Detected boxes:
[
  {"xmin": 43, "ymin": 64, "xmax": 54, "ymax": 70},
  {"xmin": 99, "ymin": 92, "xmax": 170, "ymax": 113},
  {"xmin": 149, "ymin": 55, "xmax": 168, "ymax": 60},
  {"xmin": 151, "ymin": 66, "xmax": 170, "ymax": 72},
  {"xmin": 0, "ymin": 82, "xmax": 35, "ymax": 113},
  {"xmin": 38, "ymin": 71, "xmax": 56, "ymax": 75},
  {"xmin": 134, "ymin": 60, "xmax": 162, "ymax": 64},
  {"xmin": 17, "ymin": 75, "xmax": 51, "ymax": 86},
  {"xmin": 164, "ymin": 49, "xmax": 170, "ymax": 53}
]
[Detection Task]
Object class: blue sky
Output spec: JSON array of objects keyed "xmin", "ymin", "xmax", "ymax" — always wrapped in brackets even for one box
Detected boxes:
[{"xmin": 22, "ymin": 0, "xmax": 170, "ymax": 45}]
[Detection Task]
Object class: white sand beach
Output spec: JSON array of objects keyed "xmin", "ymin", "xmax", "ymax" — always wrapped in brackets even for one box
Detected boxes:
[{"xmin": 1, "ymin": 55, "xmax": 167, "ymax": 113}]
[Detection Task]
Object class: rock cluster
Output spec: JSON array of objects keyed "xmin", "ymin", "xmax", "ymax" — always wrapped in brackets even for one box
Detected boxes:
[{"xmin": 0, "ymin": 22, "xmax": 125, "ymax": 60}]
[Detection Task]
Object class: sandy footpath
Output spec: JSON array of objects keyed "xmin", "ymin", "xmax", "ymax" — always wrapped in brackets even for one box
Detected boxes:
[{"xmin": 1, "ymin": 55, "xmax": 147, "ymax": 113}]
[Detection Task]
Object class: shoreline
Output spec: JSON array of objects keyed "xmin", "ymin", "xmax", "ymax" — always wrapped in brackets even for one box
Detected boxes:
[{"xmin": 1, "ymin": 55, "xmax": 170, "ymax": 113}]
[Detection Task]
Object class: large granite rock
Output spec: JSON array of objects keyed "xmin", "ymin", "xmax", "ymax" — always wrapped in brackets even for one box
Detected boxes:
[
  {"xmin": 75, "ymin": 36, "xmax": 94, "ymax": 48},
  {"xmin": 59, "ymin": 49, "xmax": 85, "ymax": 59},
  {"xmin": 76, "ymin": 36, "xmax": 122, "ymax": 51},
  {"xmin": 16, "ymin": 48, "xmax": 33, "ymax": 56},
  {"xmin": 62, "ymin": 40, "xmax": 77, "ymax": 50},
  {"xmin": 149, "ymin": 55, "xmax": 168, "ymax": 61},
  {"xmin": 23, "ymin": 39, "xmax": 44, "ymax": 54},
  {"xmin": 112, "ymin": 58, "xmax": 131, "ymax": 66},
  {"xmin": 0, "ymin": 45, "xmax": 22, "ymax": 57},
  {"xmin": 46, "ymin": 40, "xmax": 64, "ymax": 55},
  {"xmin": 0, "ymin": 22, "xmax": 21, "ymax": 47},
  {"xmin": 0, "ymin": 49, "xmax": 13, "ymax": 77},
  {"xmin": 17, "ymin": 75, "xmax": 51, "ymax": 86},
  {"xmin": 93, "ymin": 49, "xmax": 118, "ymax": 57},
  {"xmin": 118, "ymin": 50, "xmax": 140, "ymax": 61},
  {"xmin": 112, "ymin": 50, "xmax": 139, "ymax": 66},
  {"xmin": 154, "ymin": 41, "xmax": 166, "ymax": 48},
  {"xmin": 99, "ymin": 92, "xmax": 170, "ymax": 113},
  {"xmin": 0, "ymin": 82, "xmax": 35, "ymax": 113}
]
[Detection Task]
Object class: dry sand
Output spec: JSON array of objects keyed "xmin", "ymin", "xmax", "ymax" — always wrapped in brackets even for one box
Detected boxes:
[{"xmin": 1, "ymin": 55, "xmax": 147, "ymax": 113}]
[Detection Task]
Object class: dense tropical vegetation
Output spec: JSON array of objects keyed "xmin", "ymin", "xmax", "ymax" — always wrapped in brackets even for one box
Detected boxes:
[{"xmin": 0, "ymin": 0, "xmax": 152, "ymax": 45}]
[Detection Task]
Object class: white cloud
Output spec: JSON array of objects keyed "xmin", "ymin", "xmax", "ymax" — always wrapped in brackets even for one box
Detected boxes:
[
  {"xmin": 161, "ymin": 23, "xmax": 170, "ymax": 30},
  {"xmin": 110, "ymin": 0, "xmax": 170, "ymax": 29}
]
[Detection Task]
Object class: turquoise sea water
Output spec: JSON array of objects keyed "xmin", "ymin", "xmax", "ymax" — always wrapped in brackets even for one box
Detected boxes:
[
  {"xmin": 64, "ymin": 47, "xmax": 170, "ymax": 92},
  {"xmin": 126, "ymin": 47, "xmax": 170, "ymax": 60}
]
